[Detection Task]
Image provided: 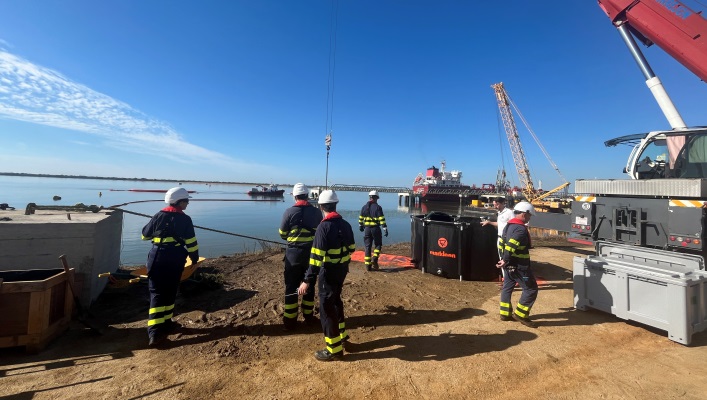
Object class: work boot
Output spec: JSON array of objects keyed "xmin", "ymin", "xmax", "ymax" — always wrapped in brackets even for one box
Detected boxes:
[
  {"xmin": 148, "ymin": 332, "xmax": 168, "ymax": 348},
  {"xmin": 314, "ymin": 349, "xmax": 344, "ymax": 361},
  {"xmin": 164, "ymin": 319, "xmax": 182, "ymax": 333},
  {"xmin": 366, "ymin": 265, "xmax": 372, "ymax": 272},
  {"xmin": 499, "ymin": 315, "xmax": 513, "ymax": 322},
  {"xmin": 372, "ymin": 260, "xmax": 379, "ymax": 270},
  {"xmin": 303, "ymin": 316, "xmax": 319, "ymax": 326},
  {"xmin": 341, "ymin": 337, "xmax": 358, "ymax": 352},
  {"xmin": 282, "ymin": 318, "xmax": 298, "ymax": 332},
  {"xmin": 512, "ymin": 314, "xmax": 538, "ymax": 328}
]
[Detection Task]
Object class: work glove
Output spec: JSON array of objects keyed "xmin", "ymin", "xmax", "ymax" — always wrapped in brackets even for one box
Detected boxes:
[
  {"xmin": 359, "ymin": 225, "xmax": 364, "ymax": 232},
  {"xmin": 383, "ymin": 227, "xmax": 388, "ymax": 237}
]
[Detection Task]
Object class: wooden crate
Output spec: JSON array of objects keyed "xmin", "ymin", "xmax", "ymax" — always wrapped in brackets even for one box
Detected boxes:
[{"xmin": 0, "ymin": 268, "xmax": 74, "ymax": 353}]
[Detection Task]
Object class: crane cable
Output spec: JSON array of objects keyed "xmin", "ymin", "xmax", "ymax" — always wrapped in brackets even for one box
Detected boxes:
[
  {"xmin": 505, "ymin": 93, "xmax": 568, "ymax": 186},
  {"xmin": 324, "ymin": 0, "xmax": 339, "ymax": 189},
  {"xmin": 495, "ymin": 106, "xmax": 509, "ymax": 187},
  {"xmin": 108, "ymin": 198, "xmax": 282, "ymax": 208},
  {"xmin": 324, "ymin": 0, "xmax": 339, "ymax": 136}
]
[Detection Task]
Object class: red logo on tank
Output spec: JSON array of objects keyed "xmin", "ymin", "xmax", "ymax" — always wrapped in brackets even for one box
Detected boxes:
[{"xmin": 437, "ymin": 238, "xmax": 448, "ymax": 248}]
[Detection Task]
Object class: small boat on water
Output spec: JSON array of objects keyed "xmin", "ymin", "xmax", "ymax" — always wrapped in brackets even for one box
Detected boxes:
[{"xmin": 248, "ymin": 184, "xmax": 285, "ymax": 197}]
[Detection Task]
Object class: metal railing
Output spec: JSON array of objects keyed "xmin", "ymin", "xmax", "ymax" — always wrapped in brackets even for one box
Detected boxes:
[{"xmin": 328, "ymin": 184, "xmax": 411, "ymax": 193}]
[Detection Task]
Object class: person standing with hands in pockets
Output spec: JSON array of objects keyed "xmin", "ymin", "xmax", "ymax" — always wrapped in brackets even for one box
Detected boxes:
[
  {"xmin": 358, "ymin": 190, "xmax": 387, "ymax": 271},
  {"xmin": 141, "ymin": 187, "xmax": 199, "ymax": 347},
  {"xmin": 298, "ymin": 190, "xmax": 356, "ymax": 361},
  {"xmin": 497, "ymin": 201, "xmax": 538, "ymax": 328}
]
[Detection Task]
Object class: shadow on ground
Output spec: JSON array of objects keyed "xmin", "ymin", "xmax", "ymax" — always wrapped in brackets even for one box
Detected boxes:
[{"xmin": 343, "ymin": 330, "xmax": 537, "ymax": 361}]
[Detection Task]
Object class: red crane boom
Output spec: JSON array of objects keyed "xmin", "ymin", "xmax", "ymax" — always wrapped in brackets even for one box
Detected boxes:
[{"xmin": 598, "ymin": 0, "xmax": 707, "ymax": 82}]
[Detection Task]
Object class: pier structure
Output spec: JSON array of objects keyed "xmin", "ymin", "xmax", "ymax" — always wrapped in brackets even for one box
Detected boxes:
[
  {"xmin": 325, "ymin": 184, "xmax": 413, "ymax": 207},
  {"xmin": 309, "ymin": 183, "xmax": 413, "ymax": 206},
  {"xmin": 328, "ymin": 184, "xmax": 411, "ymax": 193},
  {"xmin": 399, "ymin": 192, "xmax": 412, "ymax": 207},
  {"xmin": 318, "ymin": 184, "xmax": 527, "ymax": 207}
]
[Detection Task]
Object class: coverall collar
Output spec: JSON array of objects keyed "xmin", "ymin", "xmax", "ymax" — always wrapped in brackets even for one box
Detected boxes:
[{"xmin": 322, "ymin": 211, "xmax": 342, "ymax": 221}]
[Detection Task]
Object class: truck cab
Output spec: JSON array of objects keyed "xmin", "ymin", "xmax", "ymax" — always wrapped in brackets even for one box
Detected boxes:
[{"xmin": 608, "ymin": 127, "xmax": 707, "ymax": 179}]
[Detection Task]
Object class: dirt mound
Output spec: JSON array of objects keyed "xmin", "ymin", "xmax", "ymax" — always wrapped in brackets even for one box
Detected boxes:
[{"xmin": 2, "ymin": 240, "xmax": 707, "ymax": 400}]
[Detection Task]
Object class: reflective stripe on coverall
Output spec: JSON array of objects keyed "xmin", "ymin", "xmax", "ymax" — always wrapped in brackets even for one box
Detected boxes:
[
  {"xmin": 358, "ymin": 201, "xmax": 386, "ymax": 267},
  {"xmin": 498, "ymin": 218, "xmax": 538, "ymax": 320},
  {"xmin": 279, "ymin": 200, "xmax": 323, "ymax": 327},
  {"xmin": 304, "ymin": 212, "xmax": 356, "ymax": 355},
  {"xmin": 141, "ymin": 206, "xmax": 199, "ymax": 338}
]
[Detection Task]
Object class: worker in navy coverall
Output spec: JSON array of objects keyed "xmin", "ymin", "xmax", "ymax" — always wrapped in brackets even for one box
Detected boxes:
[
  {"xmin": 358, "ymin": 190, "xmax": 387, "ymax": 271},
  {"xmin": 497, "ymin": 201, "xmax": 538, "ymax": 328},
  {"xmin": 279, "ymin": 183, "xmax": 323, "ymax": 330},
  {"xmin": 298, "ymin": 190, "xmax": 356, "ymax": 361},
  {"xmin": 141, "ymin": 187, "xmax": 199, "ymax": 347}
]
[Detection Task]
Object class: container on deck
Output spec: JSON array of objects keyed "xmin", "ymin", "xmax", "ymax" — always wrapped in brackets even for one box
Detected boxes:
[{"xmin": 0, "ymin": 268, "xmax": 74, "ymax": 353}]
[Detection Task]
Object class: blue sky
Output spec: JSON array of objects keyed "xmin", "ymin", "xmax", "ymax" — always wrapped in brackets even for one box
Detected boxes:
[{"xmin": 0, "ymin": 1, "xmax": 706, "ymax": 191}]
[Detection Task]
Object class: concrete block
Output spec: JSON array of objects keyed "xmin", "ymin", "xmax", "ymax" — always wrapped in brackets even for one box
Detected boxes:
[{"xmin": 0, "ymin": 209, "xmax": 123, "ymax": 306}]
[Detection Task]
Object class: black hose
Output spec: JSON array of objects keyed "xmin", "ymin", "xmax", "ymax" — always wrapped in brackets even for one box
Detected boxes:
[
  {"xmin": 106, "ymin": 206, "xmax": 286, "ymax": 246},
  {"xmin": 109, "ymin": 198, "xmax": 282, "ymax": 208}
]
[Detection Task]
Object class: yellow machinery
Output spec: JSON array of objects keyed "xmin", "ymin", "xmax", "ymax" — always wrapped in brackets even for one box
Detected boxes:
[
  {"xmin": 492, "ymin": 82, "xmax": 570, "ymax": 213},
  {"xmin": 98, "ymin": 257, "xmax": 206, "ymax": 288}
]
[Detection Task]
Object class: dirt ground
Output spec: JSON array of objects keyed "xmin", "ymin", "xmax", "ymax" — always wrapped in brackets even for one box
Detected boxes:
[{"xmin": 2, "ymin": 239, "xmax": 707, "ymax": 400}]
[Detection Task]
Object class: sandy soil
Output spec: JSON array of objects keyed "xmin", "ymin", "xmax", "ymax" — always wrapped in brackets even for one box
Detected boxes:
[{"xmin": 2, "ymin": 239, "xmax": 707, "ymax": 400}]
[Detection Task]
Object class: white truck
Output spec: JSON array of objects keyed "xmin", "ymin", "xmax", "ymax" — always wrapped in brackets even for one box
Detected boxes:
[{"xmin": 571, "ymin": 0, "xmax": 707, "ymax": 345}]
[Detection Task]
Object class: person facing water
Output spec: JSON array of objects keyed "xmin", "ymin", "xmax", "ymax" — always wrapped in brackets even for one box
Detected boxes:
[
  {"xmin": 298, "ymin": 190, "xmax": 356, "ymax": 361},
  {"xmin": 141, "ymin": 187, "xmax": 199, "ymax": 347},
  {"xmin": 278, "ymin": 183, "xmax": 323, "ymax": 331}
]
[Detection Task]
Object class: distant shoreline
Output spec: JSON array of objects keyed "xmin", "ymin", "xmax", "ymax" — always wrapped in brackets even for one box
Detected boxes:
[{"xmin": 0, "ymin": 172, "xmax": 283, "ymax": 186}]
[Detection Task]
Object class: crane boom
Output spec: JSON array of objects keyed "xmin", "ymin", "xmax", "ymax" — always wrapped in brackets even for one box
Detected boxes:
[
  {"xmin": 492, "ymin": 82, "xmax": 570, "ymax": 212},
  {"xmin": 535, "ymin": 182, "xmax": 570, "ymax": 201},
  {"xmin": 598, "ymin": 0, "xmax": 707, "ymax": 83},
  {"xmin": 491, "ymin": 82, "xmax": 535, "ymax": 201}
]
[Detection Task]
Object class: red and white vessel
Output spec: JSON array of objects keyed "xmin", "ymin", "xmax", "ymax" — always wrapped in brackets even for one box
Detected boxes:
[{"xmin": 412, "ymin": 161, "xmax": 472, "ymax": 202}]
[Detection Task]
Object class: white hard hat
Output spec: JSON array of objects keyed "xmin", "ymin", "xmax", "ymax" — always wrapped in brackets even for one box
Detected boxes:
[
  {"xmin": 318, "ymin": 190, "xmax": 339, "ymax": 204},
  {"xmin": 292, "ymin": 183, "xmax": 308, "ymax": 196},
  {"xmin": 165, "ymin": 187, "xmax": 191, "ymax": 204},
  {"xmin": 368, "ymin": 190, "xmax": 379, "ymax": 197},
  {"xmin": 513, "ymin": 201, "xmax": 536, "ymax": 216}
]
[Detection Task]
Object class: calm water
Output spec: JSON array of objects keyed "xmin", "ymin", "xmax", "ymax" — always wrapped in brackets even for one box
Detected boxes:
[{"xmin": 1, "ymin": 176, "xmax": 464, "ymax": 265}]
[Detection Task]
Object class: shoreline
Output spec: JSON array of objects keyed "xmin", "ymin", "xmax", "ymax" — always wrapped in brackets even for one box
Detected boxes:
[{"xmin": 0, "ymin": 172, "xmax": 279, "ymax": 186}]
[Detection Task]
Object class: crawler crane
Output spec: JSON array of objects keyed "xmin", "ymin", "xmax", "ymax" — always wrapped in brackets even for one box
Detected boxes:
[{"xmin": 491, "ymin": 82, "xmax": 570, "ymax": 213}]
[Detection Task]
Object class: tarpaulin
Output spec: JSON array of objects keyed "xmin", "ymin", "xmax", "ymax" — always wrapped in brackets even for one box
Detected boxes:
[{"xmin": 350, "ymin": 251, "xmax": 414, "ymax": 268}]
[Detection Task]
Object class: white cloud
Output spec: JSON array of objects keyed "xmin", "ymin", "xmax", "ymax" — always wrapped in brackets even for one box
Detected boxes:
[{"xmin": 0, "ymin": 49, "xmax": 240, "ymax": 168}]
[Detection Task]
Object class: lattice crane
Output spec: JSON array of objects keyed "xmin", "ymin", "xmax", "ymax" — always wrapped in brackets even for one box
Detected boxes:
[
  {"xmin": 492, "ymin": 82, "xmax": 536, "ymax": 201},
  {"xmin": 491, "ymin": 82, "xmax": 570, "ymax": 211}
]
